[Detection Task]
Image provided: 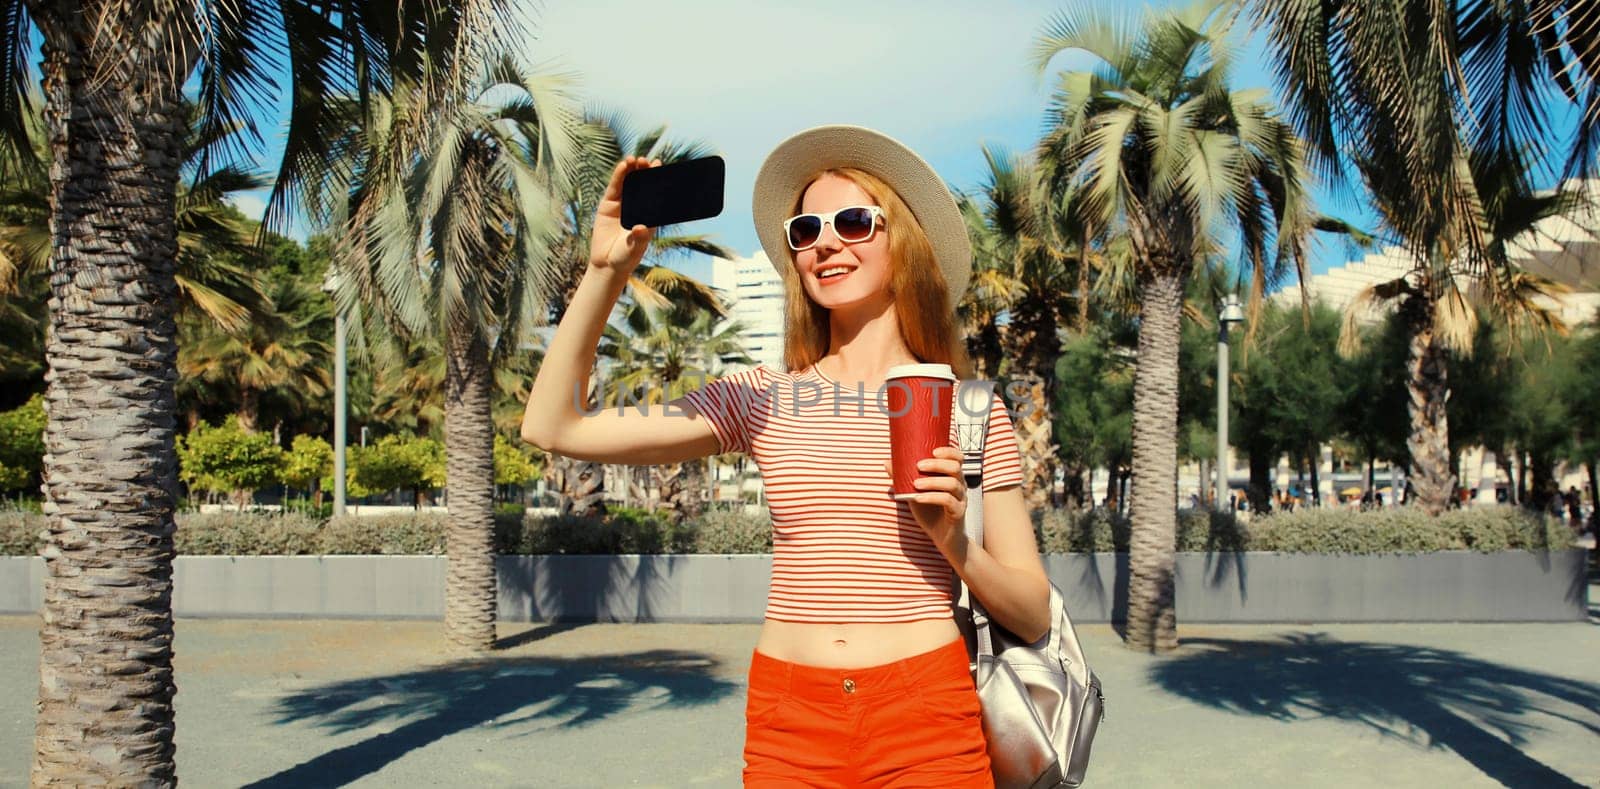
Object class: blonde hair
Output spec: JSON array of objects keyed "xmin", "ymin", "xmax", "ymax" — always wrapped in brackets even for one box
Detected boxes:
[{"xmin": 779, "ymin": 167, "xmax": 972, "ymax": 378}]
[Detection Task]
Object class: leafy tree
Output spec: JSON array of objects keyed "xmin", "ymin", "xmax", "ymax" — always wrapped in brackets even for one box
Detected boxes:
[
  {"xmin": 1561, "ymin": 315, "xmax": 1600, "ymax": 529},
  {"xmin": 1228, "ymin": 300, "xmax": 1344, "ymax": 512},
  {"xmin": 1230, "ymin": 302, "xmax": 1348, "ymax": 509},
  {"xmin": 1502, "ymin": 332, "xmax": 1579, "ymax": 512},
  {"xmin": 0, "ymin": 395, "xmax": 45, "ymax": 493},
  {"xmin": 1054, "ymin": 329, "xmax": 1133, "ymax": 510},
  {"xmin": 1337, "ymin": 315, "xmax": 1411, "ymax": 496},
  {"xmin": 0, "ymin": 274, "xmax": 45, "ymax": 412},
  {"xmin": 494, "ymin": 434, "xmax": 542, "ymax": 489},
  {"xmin": 1177, "ymin": 304, "xmax": 1218, "ymax": 485},
  {"xmin": 1268, "ymin": 303, "xmax": 1346, "ymax": 504},
  {"xmin": 1447, "ymin": 313, "xmax": 1518, "ymax": 501},
  {"xmin": 177, "ymin": 418, "xmax": 285, "ymax": 511},
  {"xmin": 321, "ymin": 447, "xmax": 375, "ymax": 502},
  {"xmin": 352, "ymin": 434, "xmax": 447, "ymax": 510},
  {"xmin": 282, "ymin": 435, "xmax": 334, "ymax": 504}
]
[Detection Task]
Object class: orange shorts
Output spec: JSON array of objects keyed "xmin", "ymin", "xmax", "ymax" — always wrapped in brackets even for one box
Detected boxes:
[{"xmin": 742, "ymin": 638, "xmax": 993, "ymax": 788}]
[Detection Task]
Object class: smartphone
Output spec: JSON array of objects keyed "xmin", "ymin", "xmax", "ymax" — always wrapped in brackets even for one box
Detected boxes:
[{"xmin": 620, "ymin": 155, "xmax": 725, "ymax": 229}]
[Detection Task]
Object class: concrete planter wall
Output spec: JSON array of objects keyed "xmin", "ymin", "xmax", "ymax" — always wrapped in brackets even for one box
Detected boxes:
[
  {"xmin": 1046, "ymin": 550, "xmax": 1589, "ymax": 623},
  {"xmin": 0, "ymin": 550, "xmax": 1587, "ymax": 623}
]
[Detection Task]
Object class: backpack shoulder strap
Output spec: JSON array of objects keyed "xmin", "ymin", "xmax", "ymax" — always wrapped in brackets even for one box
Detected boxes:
[{"xmin": 953, "ymin": 380, "xmax": 995, "ymax": 657}]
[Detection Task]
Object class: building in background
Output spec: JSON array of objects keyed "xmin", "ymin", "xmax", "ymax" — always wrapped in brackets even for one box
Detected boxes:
[
  {"xmin": 709, "ymin": 252, "xmax": 786, "ymax": 371},
  {"xmin": 702, "ymin": 252, "xmax": 787, "ymax": 507}
]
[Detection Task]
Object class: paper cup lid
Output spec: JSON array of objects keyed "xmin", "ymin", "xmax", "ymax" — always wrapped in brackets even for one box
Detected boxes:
[{"xmin": 884, "ymin": 363, "xmax": 957, "ymax": 381}]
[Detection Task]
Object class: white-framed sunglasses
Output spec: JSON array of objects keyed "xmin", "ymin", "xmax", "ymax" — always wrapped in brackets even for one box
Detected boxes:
[{"xmin": 782, "ymin": 205, "xmax": 885, "ymax": 251}]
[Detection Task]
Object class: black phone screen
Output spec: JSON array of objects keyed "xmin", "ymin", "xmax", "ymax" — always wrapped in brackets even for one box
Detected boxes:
[{"xmin": 620, "ymin": 155, "xmax": 725, "ymax": 229}]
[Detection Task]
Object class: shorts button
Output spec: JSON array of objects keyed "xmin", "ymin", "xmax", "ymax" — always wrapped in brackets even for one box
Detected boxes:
[{"xmin": 843, "ymin": 679, "xmax": 856, "ymax": 694}]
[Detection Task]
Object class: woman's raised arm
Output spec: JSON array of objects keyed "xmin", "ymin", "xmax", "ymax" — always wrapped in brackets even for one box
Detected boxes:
[{"xmin": 519, "ymin": 156, "xmax": 722, "ymax": 465}]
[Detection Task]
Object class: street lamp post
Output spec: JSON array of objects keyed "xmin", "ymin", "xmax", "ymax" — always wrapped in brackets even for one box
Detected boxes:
[
  {"xmin": 1216, "ymin": 293, "xmax": 1245, "ymax": 511},
  {"xmin": 323, "ymin": 272, "xmax": 348, "ymax": 517}
]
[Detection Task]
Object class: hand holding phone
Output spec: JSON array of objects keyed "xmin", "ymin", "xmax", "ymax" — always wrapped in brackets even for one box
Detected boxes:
[
  {"xmin": 620, "ymin": 155, "xmax": 725, "ymax": 229},
  {"xmin": 589, "ymin": 156, "xmax": 662, "ymax": 275}
]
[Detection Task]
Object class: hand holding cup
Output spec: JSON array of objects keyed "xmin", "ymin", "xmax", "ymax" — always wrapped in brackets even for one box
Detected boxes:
[{"xmin": 884, "ymin": 446, "xmax": 967, "ymax": 548}]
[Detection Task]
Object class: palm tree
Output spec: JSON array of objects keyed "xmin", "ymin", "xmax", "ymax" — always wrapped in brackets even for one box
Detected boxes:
[
  {"xmin": 177, "ymin": 276, "xmax": 332, "ymax": 433},
  {"xmin": 1250, "ymin": 0, "xmax": 1597, "ymax": 513},
  {"xmin": 365, "ymin": 333, "xmax": 449, "ymax": 440},
  {"xmin": 1, "ymin": 0, "xmax": 512, "ymax": 779},
  {"xmin": 1032, "ymin": 0, "xmax": 1320, "ymax": 652},
  {"xmin": 598, "ymin": 301, "xmax": 752, "ymax": 516},
  {"xmin": 542, "ymin": 113, "xmax": 733, "ymax": 517},
  {"xmin": 331, "ymin": 55, "xmax": 587, "ymax": 653},
  {"xmin": 961, "ymin": 146, "xmax": 1079, "ymax": 512}
]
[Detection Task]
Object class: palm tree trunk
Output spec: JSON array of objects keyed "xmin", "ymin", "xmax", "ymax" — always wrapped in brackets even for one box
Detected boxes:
[
  {"xmin": 443, "ymin": 327, "xmax": 497, "ymax": 652},
  {"xmin": 1017, "ymin": 380, "xmax": 1056, "ymax": 513},
  {"xmin": 1076, "ymin": 236, "xmax": 1091, "ymax": 331},
  {"xmin": 1500, "ymin": 452, "xmax": 1519, "ymax": 506},
  {"xmin": 1528, "ymin": 449, "xmax": 1555, "ymax": 514},
  {"xmin": 237, "ymin": 389, "xmax": 259, "ymax": 433},
  {"xmin": 1246, "ymin": 442, "xmax": 1275, "ymax": 513},
  {"xmin": 1126, "ymin": 270, "xmax": 1183, "ymax": 653},
  {"xmin": 1064, "ymin": 465, "xmax": 1086, "ymax": 510},
  {"xmin": 32, "ymin": 17, "xmax": 185, "ymax": 785},
  {"xmin": 1401, "ymin": 293, "xmax": 1455, "ymax": 515}
]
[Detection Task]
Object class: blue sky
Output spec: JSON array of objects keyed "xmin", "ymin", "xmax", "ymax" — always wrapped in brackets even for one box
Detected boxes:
[{"xmin": 230, "ymin": 0, "xmax": 1388, "ymax": 287}]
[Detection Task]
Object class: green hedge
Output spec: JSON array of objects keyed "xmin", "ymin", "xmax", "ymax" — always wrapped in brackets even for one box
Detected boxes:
[
  {"xmin": 1244, "ymin": 506, "xmax": 1575, "ymax": 554},
  {"xmin": 1034, "ymin": 506, "xmax": 1575, "ymax": 554},
  {"xmin": 0, "ymin": 505, "xmax": 1578, "ymax": 557},
  {"xmin": 0, "ymin": 507, "xmax": 774, "ymax": 556}
]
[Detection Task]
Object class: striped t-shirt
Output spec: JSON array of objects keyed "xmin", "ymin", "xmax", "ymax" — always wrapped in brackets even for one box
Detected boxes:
[{"xmin": 682, "ymin": 363, "xmax": 1024, "ymax": 623}]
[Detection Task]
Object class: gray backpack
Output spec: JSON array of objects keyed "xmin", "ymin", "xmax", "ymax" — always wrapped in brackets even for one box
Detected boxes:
[{"xmin": 953, "ymin": 381, "xmax": 1105, "ymax": 788}]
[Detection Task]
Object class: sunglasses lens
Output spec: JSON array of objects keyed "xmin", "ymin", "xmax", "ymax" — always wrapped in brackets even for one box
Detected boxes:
[
  {"xmin": 788, "ymin": 216, "xmax": 822, "ymax": 249},
  {"xmin": 834, "ymin": 207, "xmax": 875, "ymax": 240}
]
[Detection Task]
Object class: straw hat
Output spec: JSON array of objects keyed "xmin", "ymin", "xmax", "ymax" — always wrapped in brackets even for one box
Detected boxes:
[{"xmin": 751, "ymin": 125, "xmax": 971, "ymax": 311}]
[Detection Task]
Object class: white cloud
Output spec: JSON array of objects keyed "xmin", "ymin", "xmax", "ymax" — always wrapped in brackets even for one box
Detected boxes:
[{"xmin": 525, "ymin": 0, "xmax": 1084, "ymax": 258}]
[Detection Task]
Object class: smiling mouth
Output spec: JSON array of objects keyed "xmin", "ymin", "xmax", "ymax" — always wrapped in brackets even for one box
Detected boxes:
[{"xmin": 816, "ymin": 265, "xmax": 856, "ymax": 283}]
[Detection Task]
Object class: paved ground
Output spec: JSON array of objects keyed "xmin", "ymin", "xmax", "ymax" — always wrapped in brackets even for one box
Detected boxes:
[{"xmin": 0, "ymin": 593, "xmax": 1596, "ymax": 788}]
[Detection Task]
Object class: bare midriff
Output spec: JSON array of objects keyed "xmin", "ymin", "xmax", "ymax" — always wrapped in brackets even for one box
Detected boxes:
[{"xmin": 754, "ymin": 617, "xmax": 962, "ymax": 668}]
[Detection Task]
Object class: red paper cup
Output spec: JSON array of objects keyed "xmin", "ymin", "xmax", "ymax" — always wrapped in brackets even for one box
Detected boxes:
[{"xmin": 884, "ymin": 363, "xmax": 958, "ymax": 500}]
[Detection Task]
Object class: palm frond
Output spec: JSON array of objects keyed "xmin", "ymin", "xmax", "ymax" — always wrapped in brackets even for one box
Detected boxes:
[
  {"xmin": 1031, "ymin": 2, "xmax": 1139, "ymax": 80},
  {"xmin": 631, "ymin": 264, "xmax": 726, "ymax": 317},
  {"xmin": 1337, "ymin": 275, "xmax": 1414, "ymax": 355},
  {"xmin": 0, "ymin": 1, "xmax": 39, "ymax": 179},
  {"xmin": 642, "ymin": 233, "xmax": 732, "ymax": 266}
]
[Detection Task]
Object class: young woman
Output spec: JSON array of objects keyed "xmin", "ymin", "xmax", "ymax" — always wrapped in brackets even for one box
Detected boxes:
[{"xmin": 522, "ymin": 125, "xmax": 1050, "ymax": 788}]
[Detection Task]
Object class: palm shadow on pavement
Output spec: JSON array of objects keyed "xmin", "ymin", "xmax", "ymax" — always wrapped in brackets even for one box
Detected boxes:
[
  {"xmin": 1151, "ymin": 633, "xmax": 1600, "ymax": 788},
  {"xmin": 240, "ymin": 649, "xmax": 736, "ymax": 788}
]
